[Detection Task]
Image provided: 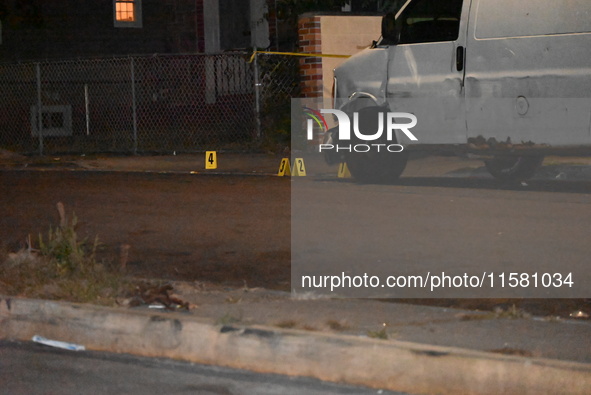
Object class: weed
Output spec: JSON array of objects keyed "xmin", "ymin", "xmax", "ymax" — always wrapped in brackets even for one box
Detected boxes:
[
  {"xmin": 0, "ymin": 203, "xmax": 128, "ymax": 305},
  {"xmin": 301, "ymin": 325, "xmax": 318, "ymax": 331},
  {"xmin": 225, "ymin": 295, "xmax": 242, "ymax": 304},
  {"xmin": 494, "ymin": 304, "xmax": 531, "ymax": 319},
  {"xmin": 326, "ymin": 320, "xmax": 350, "ymax": 332},
  {"xmin": 457, "ymin": 312, "xmax": 496, "ymax": 321},
  {"xmin": 489, "ymin": 347, "xmax": 533, "ymax": 357},
  {"xmin": 275, "ymin": 319, "xmax": 298, "ymax": 329},
  {"xmin": 39, "ymin": 213, "xmax": 99, "ymax": 276},
  {"xmin": 367, "ymin": 323, "xmax": 390, "ymax": 340},
  {"xmin": 367, "ymin": 328, "xmax": 389, "ymax": 340},
  {"xmin": 216, "ymin": 312, "xmax": 242, "ymax": 325}
]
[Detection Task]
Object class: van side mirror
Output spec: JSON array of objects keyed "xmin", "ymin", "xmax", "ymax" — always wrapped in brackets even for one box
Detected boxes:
[{"xmin": 381, "ymin": 12, "xmax": 399, "ymax": 45}]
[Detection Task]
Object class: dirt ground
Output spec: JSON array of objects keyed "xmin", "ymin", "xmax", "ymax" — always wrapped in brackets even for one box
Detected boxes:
[{"xmin": 0, "ymin": 170, "xmax": 290, "ymax": 290}]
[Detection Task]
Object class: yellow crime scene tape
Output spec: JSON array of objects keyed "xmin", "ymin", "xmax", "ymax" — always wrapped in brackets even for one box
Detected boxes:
[{"xmin": 248, "ymin": 51, "xmax": 351, "ymax": 63}]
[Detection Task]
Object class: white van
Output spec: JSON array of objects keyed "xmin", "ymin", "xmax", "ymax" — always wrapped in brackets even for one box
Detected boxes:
[{"xmin": 326, "ymin": 0, "xmax": 591, "ymax": 182}]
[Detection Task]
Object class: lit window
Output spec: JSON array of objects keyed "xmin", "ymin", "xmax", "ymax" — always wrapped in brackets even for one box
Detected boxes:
[
  {"xmin": 114, "ymin": 0, "xmax": 142, "ymax": 28},
  {"xmin": 116, "ymin": 2, "xmax": 135, "ymax": 22}
]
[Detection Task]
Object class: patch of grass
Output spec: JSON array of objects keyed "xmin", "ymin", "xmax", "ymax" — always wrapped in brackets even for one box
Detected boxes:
[
  {"xmin": 39, "ymin": 213, "xmax": 99, "ymax": 276},
  {"xmin": 275, "ymin": 319, "xmax": 298, "ymax": 329},
  {"xmin": 494, "ymin": 304, "xmax": 531, "ymax": 319},
  {"xmin": 326, "ymin": 320, "xmax": 350, "ymax": 332},
  {"xmin": 367, "ymin": 322, "xmax": 394, "ymax": 340},
  {"xmin": 0, "ymin": 203, "xmax": 128, "ymax": 305},
  {"xmin": 225, "ymin": 295, "xmax": 242, "ymax": 304},
  {"xmin": 489, "ymin": 347, "xmax": 534, "ymax": 357},
  {"xmin": 457, "ymin": 312, "xmax": 496, "ymax": 321},
  {"xmin": 216, "ymin": 312, "xmax": 242, "ymax": 325},
  {"xmin": 367, "ymin": 327, "xmax": 389, "ymax": 340},
  {"xmin": 456, "ymin": 305, "xmax": 531, "ymax": 321},
  {"xmin": 301, "ymin": 325, "xmax": 318, "ymax": 331}
]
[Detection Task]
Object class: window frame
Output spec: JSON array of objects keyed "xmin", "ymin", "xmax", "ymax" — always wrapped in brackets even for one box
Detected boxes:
[
  {"xmin": 396, "ymin": 0, "xmax": 463, "ymax": 44},
  {"xmin": 113, "ymin": 0, "xmax": 143, "ymax": 28}
]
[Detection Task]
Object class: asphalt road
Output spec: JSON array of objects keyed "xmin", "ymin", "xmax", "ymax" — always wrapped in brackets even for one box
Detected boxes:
[
  {"xmin": 0, "ymin": 340, "xmax": 403, "ymax": 395},
  {"xmin": 292, "ymin": 175, "xmax": 591, "ymax": 298}
]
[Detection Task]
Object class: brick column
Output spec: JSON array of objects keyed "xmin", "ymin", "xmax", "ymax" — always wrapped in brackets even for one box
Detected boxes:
[{"xmin": 298, "ymin": 16, "xmax": 322, "ymax": 98}]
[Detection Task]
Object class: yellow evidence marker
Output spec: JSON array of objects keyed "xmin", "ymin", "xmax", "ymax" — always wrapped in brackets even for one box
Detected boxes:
[
  {"xmin": 277, "ymin": 158, "xmax": 291, "ymax": 176},
  {"xmin": 337, "ymin": 162, "xmax": 352, "ymax": 178},
  {"xmin": 292, "ymin": 158, "xmax": 306, "ymax": 176},
  {"xmin": 205, "ymin": 151, "xmax": 217, "ymax": 169}
]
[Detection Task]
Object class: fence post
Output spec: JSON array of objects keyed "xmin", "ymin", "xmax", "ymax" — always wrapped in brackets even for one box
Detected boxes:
[
  {"xmin": 253, "ymin": 50, "xmax": 262, "ymax": 140},
  {"xmin": 36, "ymin": 63, "xmax": 43, "ymax": 155},
  {"xmin": 130, "ymin": 57, "xmax": 138, "ymax": 155},
  {"xmin": 84, "ymin": 84, "xmax": 90, "ymax": 136}
]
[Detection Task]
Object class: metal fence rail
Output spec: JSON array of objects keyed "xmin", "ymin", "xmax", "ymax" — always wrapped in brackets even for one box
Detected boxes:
[{"xmin": 0, "ymin": 52, "xmax": 300, "ymax": 155}]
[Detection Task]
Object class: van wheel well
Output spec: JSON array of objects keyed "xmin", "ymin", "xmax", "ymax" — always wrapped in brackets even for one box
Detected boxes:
[{"xmin": 343, "ymin": 106, "xmax": 408, "ymax": 184}]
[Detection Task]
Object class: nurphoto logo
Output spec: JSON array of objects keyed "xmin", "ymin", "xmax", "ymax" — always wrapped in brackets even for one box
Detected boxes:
[{"xmin": 304, "ymin": 108, "xmax": 418, "ymax": 153}]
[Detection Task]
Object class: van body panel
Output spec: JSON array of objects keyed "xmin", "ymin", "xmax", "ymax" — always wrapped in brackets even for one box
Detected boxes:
[
  {"xmin": 386, "ymin": 42, "xmax": 466, "ymax": 144},
  {"xmin": 384, "ymin": 0, "xmax": 469, "ymax": 145},
  {"xmin": 466, "ymin": 0, "xmax": 591, "ymax": 147},
  {"xmin": 474, "ymin": 0, "xmax": 591, "ymax": 39},
  {"xmin": 333, "ymin": 47, "xmax": 389, "ymax": 111}
]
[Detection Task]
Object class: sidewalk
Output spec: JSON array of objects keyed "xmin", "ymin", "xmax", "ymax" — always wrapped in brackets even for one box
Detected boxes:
[{"xmin": 1, "ymin": 150, "xmax": 591, "ymax": 394}]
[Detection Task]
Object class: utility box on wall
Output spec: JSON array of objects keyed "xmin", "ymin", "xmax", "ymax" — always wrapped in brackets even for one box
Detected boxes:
[{"xmin": 30, "ymin": 105, "xmax": 73, "ymax": 137}]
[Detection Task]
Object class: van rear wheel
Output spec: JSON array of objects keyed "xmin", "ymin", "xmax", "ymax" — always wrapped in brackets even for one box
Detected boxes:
[{"xmin": 484, "ymin": 155, "xmax": 544, "ymax": 182}]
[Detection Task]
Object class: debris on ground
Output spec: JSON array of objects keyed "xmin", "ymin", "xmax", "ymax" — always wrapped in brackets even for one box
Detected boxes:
[
  {"xmin": 32, "ymin": 335, "xmax": 85, "ymax": 351},
  {"xmin": 122, "ymin": 282, "xmax": 192, "ymax": 310},
  {"xmin": 569, "ymin": 310, "xmax": 590, "ymax": 319}
]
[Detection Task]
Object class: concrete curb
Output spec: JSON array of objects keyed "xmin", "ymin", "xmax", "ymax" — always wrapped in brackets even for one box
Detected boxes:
[{"xmin": 1, "ymin": 296, "xmax": 590, "ymax": 394}]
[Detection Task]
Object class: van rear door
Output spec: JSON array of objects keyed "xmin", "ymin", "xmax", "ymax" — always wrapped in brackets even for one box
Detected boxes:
[{"xmin": 386, "ymin": 0, "xmax": 470, "ymax": 145}]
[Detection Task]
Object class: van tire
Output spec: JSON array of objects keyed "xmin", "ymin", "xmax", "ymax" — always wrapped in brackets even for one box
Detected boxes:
[
  {"xmin": 342, "ymin": 106, "xmax": 408, "ymax": 183},
  {"xmin": 484, "ymin": 155, "xmax": 544, "ymax": 182},
  {"xmin": 346, "ymin": 150, "xmax": 408, "ymax": 184}
]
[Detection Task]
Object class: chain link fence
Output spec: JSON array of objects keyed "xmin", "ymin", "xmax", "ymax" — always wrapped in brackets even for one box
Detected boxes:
[
  {"xmin": 254, "ymin": 53, "xmax": 301, "ymax": 150},
  {"xmin": 0, "ymin": 52, "xmax": 301, "ymax": 155}
]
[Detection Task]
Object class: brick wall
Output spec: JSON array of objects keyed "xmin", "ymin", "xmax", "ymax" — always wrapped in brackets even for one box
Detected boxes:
[
  {"xmin": 298, "ymin": 16, "xmax": 323, "ymax": 98},
  {"xmin": 298, "ymin": 14, "xmax": 382, "ymax": 99}
]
